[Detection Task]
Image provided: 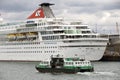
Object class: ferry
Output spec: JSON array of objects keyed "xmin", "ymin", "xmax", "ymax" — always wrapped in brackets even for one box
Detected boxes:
[
  {"xmin": 35, "ymin": 54, "xmax": 94, "ymax": 73},
  {"xmin": 0, "ymin": 3, "xmax": 108, "ymax": 61}
]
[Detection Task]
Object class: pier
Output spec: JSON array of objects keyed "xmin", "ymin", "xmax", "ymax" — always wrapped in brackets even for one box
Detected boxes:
[{"xmin": 101, "ymin": 34, "xmax": 120, "ymax": 61}]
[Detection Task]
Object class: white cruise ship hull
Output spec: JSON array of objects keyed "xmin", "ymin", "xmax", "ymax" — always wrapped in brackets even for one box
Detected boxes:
[{"xmin": 0, "ymin": 38, "xmax": 107, "ymax": 61}]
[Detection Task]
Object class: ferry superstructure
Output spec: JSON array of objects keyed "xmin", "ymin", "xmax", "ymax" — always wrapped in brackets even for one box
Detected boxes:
[{"xmin": 0, "ymin": 3, "xmax": 108, "ymax": 61}]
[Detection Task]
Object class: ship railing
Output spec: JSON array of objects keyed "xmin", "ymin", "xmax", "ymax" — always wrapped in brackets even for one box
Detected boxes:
[
  {"xmin": 62, "ymin": 37, "xmax": 108, "ymax": 41},
  {"xmin": 27, "ymin": 35, "xmax": 38, "ymax": 38},
  {"xmin": 16, "ymin": 36, "xmax": 26, "ymax": 39},
  {"xmin": 28, "ymin": 18, "xmax": 82, "ymax": 25},
  {"xmin": 16, "ymin": 27, "xmax": 40, "ymax": 33}
]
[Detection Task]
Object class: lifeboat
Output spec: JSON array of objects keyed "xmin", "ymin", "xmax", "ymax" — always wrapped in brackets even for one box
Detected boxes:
[
  {"xmin": 16, "ymin": 33, "xmax": 26, "ymax": 39},
  {"xmin": 26, "ymin": 32, "xmax": 38, "ymax": 38},
  {"xmin": 7, "ymin": 34, "xmax": 16, "ymax": 40}
]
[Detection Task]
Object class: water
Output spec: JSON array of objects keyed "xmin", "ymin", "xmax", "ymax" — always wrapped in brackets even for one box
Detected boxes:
[{"xmin": 0, "ymin": 61, "xmax": 119, "ymax": 80}]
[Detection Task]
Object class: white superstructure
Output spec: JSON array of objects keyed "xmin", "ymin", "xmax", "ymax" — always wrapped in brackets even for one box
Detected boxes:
[{"xmin": 0, "ymin": 3, "xmax": 108, "ymax": 61}]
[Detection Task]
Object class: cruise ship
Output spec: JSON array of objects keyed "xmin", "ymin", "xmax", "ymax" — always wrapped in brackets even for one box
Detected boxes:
[{"xmin": 0, "ymin": 3, "xmax": 108, "ymax": 61}]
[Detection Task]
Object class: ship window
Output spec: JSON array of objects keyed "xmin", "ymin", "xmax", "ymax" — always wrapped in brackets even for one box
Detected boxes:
[
  {"xmin": 64, "ymin": 27, "xmax": 66, "ymax": 29},
  {"xmin": 92, "ymin": 35, "xmax": 96, "ymax": 38},
  {"xmin": 82, "ymin": 31, "xmax": 87, "ymax": 34},
  {"xmin": 26, "ymin": 23, "xmax": 37, "ymax": 27}
]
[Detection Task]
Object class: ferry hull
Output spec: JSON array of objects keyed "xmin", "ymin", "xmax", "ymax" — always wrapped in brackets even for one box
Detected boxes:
[
  {"xmin": 36, "ymin": 67, "xmax": 78, "ymax": 73},
  {"xmin": 35, "ymin": 67, "xmax": 94, "ymax": 73}
]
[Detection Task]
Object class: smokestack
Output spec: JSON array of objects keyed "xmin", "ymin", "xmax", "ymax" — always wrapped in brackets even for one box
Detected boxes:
[{"xmin": 39, "ymin": 3, "xmax": 55, "ymax": 18}]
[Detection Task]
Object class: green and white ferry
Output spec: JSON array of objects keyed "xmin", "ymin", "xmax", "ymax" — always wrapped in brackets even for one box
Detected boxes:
[{"xmin": 35, "ymin": 54, "xmax": 94, "ymax": 73}]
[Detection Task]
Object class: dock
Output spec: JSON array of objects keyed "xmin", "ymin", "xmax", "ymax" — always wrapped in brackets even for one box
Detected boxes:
[{"xmin": 100, "ymin": 34, "xmax": 120, "ymax": 61}]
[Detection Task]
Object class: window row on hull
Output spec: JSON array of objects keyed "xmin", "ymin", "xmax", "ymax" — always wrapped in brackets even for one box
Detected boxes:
[{"xmin": 0, "ymin": 50, "xmax": 58, "ymax": 54}]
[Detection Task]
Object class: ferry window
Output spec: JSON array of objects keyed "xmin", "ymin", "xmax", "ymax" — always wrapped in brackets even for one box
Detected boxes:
[
  {"xmin": 75, "ymin": 62, "xmax": 77, "ymax": 64},
  {"xmin": 67, "ymin": 62, "xmax": 69, "ymax": 64},
  {"xmin": 43, "ymin": 62, "xmax": 46, "ymax": 64},
  {"xmin": 45, "ymin": 62, "xmax": 47, "ymax": 64},
  {"xmin": 46, "ymin": 62, "xmax": 49, "ymax": 64},
  {"xmin": 68, "ymin": 27, "xmax": 71, "ymax": 29},
  {"xmin": 65, "ymin": 62, "xmax": 68, "ymax": 64}
]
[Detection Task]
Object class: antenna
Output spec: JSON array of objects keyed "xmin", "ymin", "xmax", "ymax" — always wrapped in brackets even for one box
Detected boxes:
[
  {"xmin": 0, "ymin": 13, "xmax": 3, "ymax": 23},
  {"xmin": 116, "ymin": 22, "xmax": 120, "ymax": 38},
  {"xmin": 116, "ymin": 22, "xmax": 119, "ymax": 34},
  {"xmin": 95, "ymin": 24, "xmax": 97, "ymax": 33}
]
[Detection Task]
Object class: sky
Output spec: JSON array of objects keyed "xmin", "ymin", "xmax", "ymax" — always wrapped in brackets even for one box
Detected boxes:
[{"xmin": 0, "ymin": 0, "xmax": 120, "ymax": 34}]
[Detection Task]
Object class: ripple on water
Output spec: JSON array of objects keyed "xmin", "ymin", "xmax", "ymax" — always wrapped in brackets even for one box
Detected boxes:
[{"xmin": 77, "ymin": 71, "xmax": 117, "ymax": 76}]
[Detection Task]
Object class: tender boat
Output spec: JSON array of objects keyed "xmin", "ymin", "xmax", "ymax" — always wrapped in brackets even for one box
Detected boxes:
[{"xmin": 35, "ymin": 54, "xmax": 94, "ymax": 73}]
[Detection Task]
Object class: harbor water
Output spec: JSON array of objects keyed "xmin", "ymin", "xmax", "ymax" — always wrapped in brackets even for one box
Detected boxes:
[{"xmin": 0, "ymin": 61, "xmax": 119, "ymax": 80}]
